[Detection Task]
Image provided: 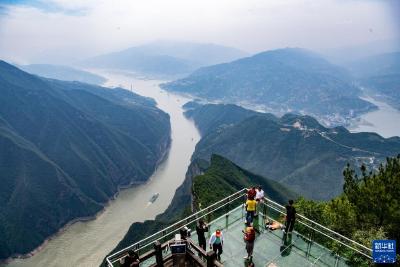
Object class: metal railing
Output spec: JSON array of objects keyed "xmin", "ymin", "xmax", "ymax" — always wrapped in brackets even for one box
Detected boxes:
[
  {"xmin": 106, "ymin": 189, "xmax": 372, "ymax": 266},
  {"xmin": 259, "ymin": 195, "xmax": 372, "ymax": 266},
  {"xmin": 260, "ymin": 196, "xmax": 372, "ymax": 260},
  {"xmin": 106, "ymin": 189, "xmax": 245, "ymax": 266}
]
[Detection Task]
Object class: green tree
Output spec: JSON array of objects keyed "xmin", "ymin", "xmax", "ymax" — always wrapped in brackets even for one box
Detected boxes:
[
  {"xmin": 343, "ymin": 155, "xmax": 400, "ymax": 244},
  {"xmin": 297, "ymin": 155, "xmax": 400, "ymax": 265}
]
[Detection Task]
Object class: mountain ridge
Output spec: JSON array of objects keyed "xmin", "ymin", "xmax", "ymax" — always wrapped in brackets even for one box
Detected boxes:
[
  {"xmin": 18, "ymin": 64, "xmax": 107, "ymax": 85},
  {"xmin": 185, "ymin": 103, "xmax": 400, "ymax": 200},
  {"xmin": 163, "ymin": 48, "xmax": 377, "ymax": 126},
  {"xmin": 80, "ymin": 41, "xmax": 247, "ymax": 78},
  {"xmin": 0, "ymin": 60, "xmax": 171, "ymax": 260}
]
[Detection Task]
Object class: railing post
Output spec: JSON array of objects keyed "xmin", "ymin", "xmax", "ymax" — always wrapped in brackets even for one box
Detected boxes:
[
  {"xmin": 306, "ymin": 223, "xmax": 314, "ymax": 258},
  {"xmin": 242, "ymin": 192, "xmax": 247, "ymax": 221},
  {"xmin": 262, "ymin": 199, "xmax": 267, "ymax": 219},
  {"xmin": 225, "ymin": 197, "xmax": 230, "ymax": 229},
  {"xmin": 334, "ymin": 254, "xmax": 339, "ymax": 267},
  {"xmin": 206, "ymin": 251, "xmax": 216, "ymax": 267},
  {"xmin": 207, "ymin": 207, "xmax": 212, "ymax": 226},
  {"xmin": 154, "ymin": 241, "xmax": 164, "ymax": 267}
]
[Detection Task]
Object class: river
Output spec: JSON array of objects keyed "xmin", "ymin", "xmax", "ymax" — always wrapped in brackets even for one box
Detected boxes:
[
  {"xmin": 5, "ymin": 72, "xmax": 200, "ymax": 267},
  {"xmin": 349, "ymin": 95, "xmax": 400, "ymax": 138}
]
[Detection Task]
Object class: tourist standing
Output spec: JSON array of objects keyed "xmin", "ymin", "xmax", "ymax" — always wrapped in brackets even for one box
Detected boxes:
[
  {"xmin": 246, "ymin": 197, "xmax": 257, "ymax": 224},
  {"xmin": 196, "ymin": 219, "xmax": 208, "ymax": 250},
  {"xmin": 243, "ymin": 224, "xmax": 256, "ymax": 260},
  {"xmin": 209, "ymin": 229, "xmax": 224, "ymax": 261},
  {"xmin": 285, "ymin": 200, "xmax": 296, "ymax": 233}
]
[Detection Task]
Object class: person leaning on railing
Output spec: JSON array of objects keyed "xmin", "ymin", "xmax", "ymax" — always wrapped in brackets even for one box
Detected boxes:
[
  {"xmin": 196, "ymin": 219, "xmax": 209, "ymax": 251},
  {"xmin": 255, "ymin": 186, "xmax": 264, "ymax": 216},
  {"xmin": 284, "ymin": 199, "xmax": 296, "ymax": 233},
  {"xmin": 120, "ymin": 250, "xmax": 140, "ymax": 267}
]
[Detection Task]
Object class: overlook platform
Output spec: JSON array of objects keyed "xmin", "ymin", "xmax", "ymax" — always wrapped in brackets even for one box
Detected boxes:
[{"xmin": 106, "ymin": 189, "xmax": 372, "ymax": 267}]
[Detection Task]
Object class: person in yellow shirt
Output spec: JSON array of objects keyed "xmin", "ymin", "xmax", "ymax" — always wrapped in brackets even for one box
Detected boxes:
[{"xmin": 245, "ymin": 197, "xmax": 257, "ymax": 224}]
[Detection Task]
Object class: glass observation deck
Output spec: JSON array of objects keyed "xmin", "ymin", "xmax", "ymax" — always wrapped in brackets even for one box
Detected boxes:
[{"xmin": 106, "ymin": 189, "xmax": 372, "ymax": 267}]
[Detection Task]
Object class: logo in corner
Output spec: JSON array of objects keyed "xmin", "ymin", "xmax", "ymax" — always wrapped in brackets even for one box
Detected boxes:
[{"xmin": 372, "ymin": 240, "xmax": 396, "ymax": 264}]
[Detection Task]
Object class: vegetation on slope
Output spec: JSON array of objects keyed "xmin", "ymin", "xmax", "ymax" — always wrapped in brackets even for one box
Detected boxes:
[
  {"xmin": 193, "ymin": 154, "xmax": 297, "ymax": 209},
  {"xmin": 0, "ymin": 60, "xmax": 171, "ymax": 259},
  {"xmin": 184, "ymin": 102, "xmax": 266, "ymax": 136},
  {"xmin": 295, "ymin": 155, "xmax": 400, "ymax": 265},
  {"xmin": 187, "ymin": 103, "xmax": 400, "ymax": 200}
]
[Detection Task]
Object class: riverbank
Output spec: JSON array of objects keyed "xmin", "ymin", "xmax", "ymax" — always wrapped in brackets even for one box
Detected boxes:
[
  {"xmin": 1, "ymin": 109, "xmax": 172, "ymax": 265},
  {"xmin": 348, "ymin": 95, "xmax": 400, "ymax": 138}
]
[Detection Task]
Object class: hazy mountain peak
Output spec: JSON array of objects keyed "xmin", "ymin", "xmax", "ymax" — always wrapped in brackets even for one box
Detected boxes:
[
  {"xmin": 18, "ymin": 64, "xmax": 107, "ymax": 85},
  {"xmin": 79, "ymin": 41, "xmax": 247, "ymax": 78},
  {"xmin": 163, "ymin": 48, "xmax": 376, "ymax": 126}
]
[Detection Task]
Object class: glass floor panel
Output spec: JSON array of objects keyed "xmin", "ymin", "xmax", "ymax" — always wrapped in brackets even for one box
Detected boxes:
[{"xmin": 189, "ymin": 206, "xmax": 346, "ymax": 267}]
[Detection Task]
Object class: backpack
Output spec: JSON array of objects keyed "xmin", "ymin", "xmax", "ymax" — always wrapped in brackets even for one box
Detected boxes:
[{"xmin": 245, "ymin": 228, "xmax": 255, "ymax": 242}]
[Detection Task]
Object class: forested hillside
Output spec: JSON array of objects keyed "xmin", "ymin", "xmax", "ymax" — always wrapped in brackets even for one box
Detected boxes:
[
  {"xmin": 295, "ymin": 155, "xmax": 400, "ymax": 265},
  {"xmin": 186, "ymin": 103, "xmax": 400, "ymax": 200},
  {"xmin": 0, "ymin": 61, "xmax": 170, "ymax": 260}
]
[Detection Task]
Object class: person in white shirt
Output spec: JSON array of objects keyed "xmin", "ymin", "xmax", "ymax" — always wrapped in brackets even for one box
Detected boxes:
[
  {"xmin": 256, "ymin": 186, "xmax": 265, "ymax": 200},
  {"xmin": 255, "ymin": 186, "xmax": 265, "ymax": 216},
  {"xmin": 209, "ymin": 229, "xmax": 224, "ymax": 261}
]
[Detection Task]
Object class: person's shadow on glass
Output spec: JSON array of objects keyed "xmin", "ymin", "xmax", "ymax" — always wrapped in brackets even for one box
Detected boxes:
[{"xmin": 280, "ymin": 232, "xmax": 293, "ymax": 257}]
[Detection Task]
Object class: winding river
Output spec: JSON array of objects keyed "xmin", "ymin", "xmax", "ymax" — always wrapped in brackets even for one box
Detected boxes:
[{"xmin": 5, "ymin": 72, "xmax": 200, "ymax": 267}]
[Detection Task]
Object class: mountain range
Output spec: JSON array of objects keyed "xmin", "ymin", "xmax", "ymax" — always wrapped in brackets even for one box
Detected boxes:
[
  {"xmin": 18, "ymin": 64, "xmax": 107, "ymax": 85},
  {"xmin": 162, "ymin": 48, "xmax": 377, "ymax": 126},
  {"xmin": 185, "ymin": 102, "xmax": 400, "ymax": 200},
  {"xmin": 0, "ymin": 61, "xmax": 170, "ymax": 260},
  {"xmin": 79, "ymin": 41, "xmax": 246, "ymax": 78},
  {"xmin": 347, "ymin": 51, "xmax": 400, "ymax": 110}
]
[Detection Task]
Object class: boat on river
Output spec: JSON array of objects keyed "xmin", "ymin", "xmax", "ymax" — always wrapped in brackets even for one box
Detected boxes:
[{"xmin": 149, "ymin": 193, "xmax": 160, "ymax": 203}]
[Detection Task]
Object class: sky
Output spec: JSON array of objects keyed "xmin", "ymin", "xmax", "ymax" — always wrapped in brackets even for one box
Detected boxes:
[{"xmin": 0, "ymin": 0, "xmax": 399, "ymax": 64}]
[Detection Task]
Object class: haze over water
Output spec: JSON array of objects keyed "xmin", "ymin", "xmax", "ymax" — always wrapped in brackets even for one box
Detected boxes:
[
  {"xmin": 349, "ymin": 96, "xmax": 400, "ymax": 138},
  {"xmin": 5, "ymin": 72, "xmax": 200, "ymax": 267}
]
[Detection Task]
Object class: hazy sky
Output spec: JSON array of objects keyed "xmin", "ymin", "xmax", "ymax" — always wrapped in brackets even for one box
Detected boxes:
[{"xmin": 0, "ymin": 0, "xmax": 399, "ymax": 64}]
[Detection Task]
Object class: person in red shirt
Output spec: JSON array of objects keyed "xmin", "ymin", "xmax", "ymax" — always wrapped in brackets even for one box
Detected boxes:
[
  {"xmin": 243, "ymin": 224, "xmax": 256, "ymax": 260},
  {"xmin": 247, "ymin": 186, "xmax": 256, "ymax": 200}
]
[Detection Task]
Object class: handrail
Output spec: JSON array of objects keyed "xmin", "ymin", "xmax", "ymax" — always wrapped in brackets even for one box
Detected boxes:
[
  {"xmin": 262, "ymin": 196, "xmax": 372, "ymax": 254},
  {"xmin": 106, "ymin": 189, "xmax": 246, "ymax": 265},
  {"xmin": 110, "ymin": 192, "xmax": 244, "ymax": 264},
  {"xmin": 261, "ymin": 203, "xmax": 372, "ymax": 259},
  {"xmin": 106, "ymin": 188, "xmax": 372, "ymax": 266}
]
